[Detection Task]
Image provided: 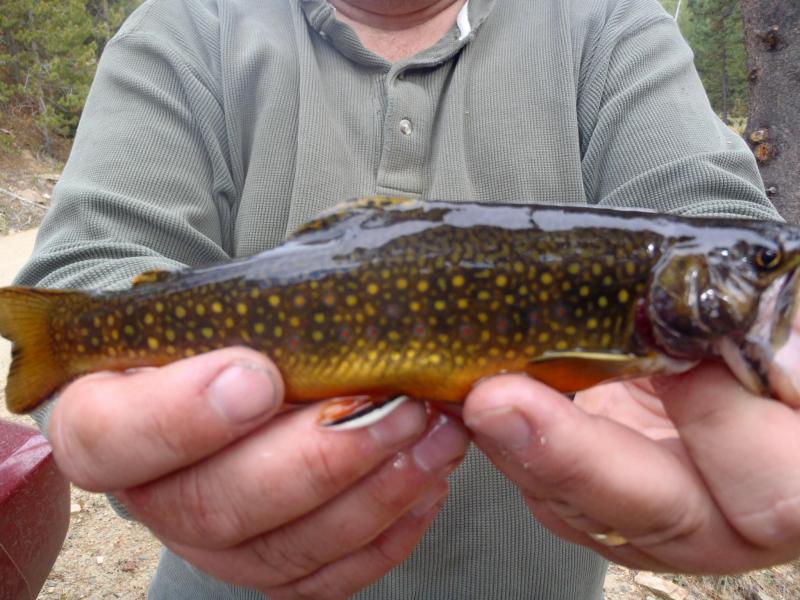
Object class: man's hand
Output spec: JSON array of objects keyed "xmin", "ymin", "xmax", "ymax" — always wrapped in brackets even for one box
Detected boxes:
[
  {"xmin": 464, "ymin": 348, "xmax": 800, "ymax": 573},
  {"xmin": 48, "ymin": 348, "xmax": 469, "ymax": 598}
]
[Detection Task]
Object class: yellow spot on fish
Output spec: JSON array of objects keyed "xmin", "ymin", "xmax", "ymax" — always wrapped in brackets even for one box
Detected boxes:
[
  {"xmin": 429, "ymin": 354, "xmax": 442, "ymax": 365},
  {"xmin": 452, "ymin": 275, "xmax": 465, "ymax": 287},
  {"xmin": 598, "ymin": 296, "xmax": 608, "ymax": 308},
  {"xmin": 314, "ymin": 313, "xmax": 325, "ymax": 323},
  {"xmin": 346, "ymin": 295, "xmax": 358, "ymax": 306},
  {"xmin": 211, "ymin": 302, "xmax": 223, "ymax": 313},
  {"xmin": 457, "ymin": 298, "xmax": 469, "ymax": 309},
  {"xmin": 538, "ymin": 332, "xmax": 550, "ymax": 343},
  {"xmin": 539, "ymin": 291, "xmax": 549, "ymax": 302},
  {"xmin": 185, "ymin": 348, "xmax": 196, "ymax": 357},
  {"xmin": 417, "ymin": 280, "xmax": 429, "ymax": 293},
  {"xmin": 165, "ymin": 329, "xmax": 176, "ymax": 341},
  {"xmin": 77, "ymin": 344, "xmax": 86, "ymax": 353},
  {"xmin": 495, "ymin": 274, "xmax": 508, "ymax": 287},
  {"xmin": 562, "ymin": 281, "xmax": 572, "ymax": 291},
  {"xmin": 579, "ymin": 286, "xmax": 590, "ymax": 297},
  {"xmin": 592, "ymin": 263, "xmax": 603, "ymax": 276},
  {"xmin": 367, "ymin": 283, "xmax": 380, "ymax": 295},
  {"xmin": 294, "ymin": 295, "xmax": 306, "ymax": 307},
  {"xmin": 505, "ymin": 295, "xmax": 515, "ymax": 305},
  {"xmin": 603, "ymin": 275, "xmax": 613, "ymax": 286},
  {"xmin": 225, "ymin": 317, "xmax": 235, "ymax": 328},
  {"xmin": 478, "ymin": 313, "xmax": 488, "ymax": 323},
  {"xmin": 186, "ymin": 331, "xmax": 196, "ymax": 342},
  {"xmin": 410, "ymin": 301, "xmax": 421, "ymax": 312},
  {"xmin": 148, "ymin": 337, "xmax": 160, "ymax": 350},
  {"xmin": 313, "ymin": 331, "xmax": 324, "ymax": 342},
  {"xmin": 626, "ymin": 262, "xmax": 636, "ymax": 276},
  {"xmin": 568, "ymin": 263, "xmax": 581, "ymax": 275},
  {"xmin": 124, "ymin": 325, "xmax": 135, "ymax": 336},
  {"xmin": 541, "ymin": 272, "xmax": 553, "ymax": 285},
  {"xmin": 289, "ymin": 316, "xmax": 300, "ymax": 327},
  {"xmin": 201, "ymin": 327, "xmax": 214, "ymax": 339},
  {"xmin": 513, "ymin": 261, "xmax": 525, "ymax": 274},
  {"xmin": 587, "ymin": 318, "xmax": 598, "ymax": 330},
  {"xmin": 565, "ymin": 325, "xmax": 577, "ymax": 336},
  {"xmin": 254, "ymin": 323, "xmax": 266, "ymax": 334},
  {"xmin": 269, "ymin": 295, "xmax": 281, "ymax": 307},
  {"xmin": 396, "ymin": 278, "xmax": 408, "ymax": 290},
  {"xmin": 556, "ymin": 340, "xmax": 569, "ymax": 350},
  {"xmin": 93, "ymin": 316, "xmax": 101, "ymax": 327},
  {"xmin": 250, "ymin": 288, "xmax": 260, "ymax": 299},
  {"xmin": 155, "ymin": 302, "xmax": 165, "ymax": 313},
  {"xmin": 196, "ymin": 304, "xmax": 206, "ymax": 316},
  {"xmin": 434, "ymin": 300, "xmax": 447, "ymax": 311},
  {"xmin": 175, "ymin": 306, "xmax": 186, "ymax": 318},
  {"xmin": 274, "ymin": 326, "xmax": 283, "ymax": 337},
  {"xmin": 478, "ymin": 290, "xmax": 491, "ymax": 301},
  {"xmin": 618, "ymin": 289, "xmax": 630, "ymax": 303},
  {"xmin": 144, "ymin": 313, "xmax": 155, "ymax": 325}
]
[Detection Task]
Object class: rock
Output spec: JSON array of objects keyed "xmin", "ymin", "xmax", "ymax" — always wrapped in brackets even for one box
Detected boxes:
[
  {"xmin": 70, "ymin": 503, "xmax": 82, "ymax": 514},
  {"xmin": 37, "ymin": 173, "xmax": 61, "ymax": 183},
  {"xmin": 119, "ymin": 559, "xmax": 138, "ymax": 572},
  {"xmin": 634, "ymin": 572, "xmax": 689, "ymax": 600},
  {"xmin": 95, "ymin": 555, "xmax": 105, "ymax": 565}
]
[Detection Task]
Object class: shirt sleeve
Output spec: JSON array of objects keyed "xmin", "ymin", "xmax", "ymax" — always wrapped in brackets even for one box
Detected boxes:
[
  {"xmin": 14, "ymin": 7, "xmax": 233, "ymax": 293},
  {"xmin": 577, "ymin": 0, "xmax": 779, "ymax": 221}
]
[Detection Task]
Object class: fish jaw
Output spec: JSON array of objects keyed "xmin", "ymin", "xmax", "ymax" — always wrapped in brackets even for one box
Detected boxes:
[{"xmin": 713, "ymin": 268, "xmax": 800, "ymax": 404}]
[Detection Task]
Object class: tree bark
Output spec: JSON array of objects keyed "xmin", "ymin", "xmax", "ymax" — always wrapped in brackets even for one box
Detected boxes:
[{"xmin": 741, "ymin": 0, "xmax": 800, "ymax": 223}]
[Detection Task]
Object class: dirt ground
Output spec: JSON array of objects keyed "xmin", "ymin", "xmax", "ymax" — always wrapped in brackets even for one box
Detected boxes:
[{"xmin": 0, "ymin": 116, "xmax": 798, "ymax": 600}]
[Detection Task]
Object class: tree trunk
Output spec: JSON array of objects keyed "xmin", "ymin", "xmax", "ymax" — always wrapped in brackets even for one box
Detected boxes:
[{"xmin": 741, "ymin": 0, "xmax": 800, "ymax": 223}]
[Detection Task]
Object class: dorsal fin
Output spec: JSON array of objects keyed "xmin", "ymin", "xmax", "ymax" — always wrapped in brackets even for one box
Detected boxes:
[
  {"xmin": 131, "ymin": 269, "xmax": 177, "ymax": 287},
  {"xmin": 289, "ymin": 196, "xmax": 421, "ymax": 239}
]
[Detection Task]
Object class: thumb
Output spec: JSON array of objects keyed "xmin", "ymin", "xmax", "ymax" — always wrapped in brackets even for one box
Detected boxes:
[{"xmin": 50, "ymin": 347, "xmax": 284, "ymax": 491}]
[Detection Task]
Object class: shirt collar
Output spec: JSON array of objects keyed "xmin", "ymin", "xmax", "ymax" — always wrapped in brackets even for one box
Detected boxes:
[{"xmin": 299, "ymin": 0, "xmax": 495, "ymax": 65}]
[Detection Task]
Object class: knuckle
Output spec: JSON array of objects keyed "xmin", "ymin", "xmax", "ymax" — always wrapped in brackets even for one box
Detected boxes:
[
  {"xmin": 299, "ymin": 438, "xmax": 358, "ymax": 501},
  {"xmin": 173, "ymin": 470, "xmax": 246, "ymax": 548},
  {"xmin": 249, "ymin": 532, "xmax": 322, "ymax": 587}
]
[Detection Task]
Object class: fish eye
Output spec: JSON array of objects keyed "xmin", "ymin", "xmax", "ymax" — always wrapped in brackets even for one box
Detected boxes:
[{"xmin": 753, "ymin": 245, "xmax": 782, "ymax": 270}]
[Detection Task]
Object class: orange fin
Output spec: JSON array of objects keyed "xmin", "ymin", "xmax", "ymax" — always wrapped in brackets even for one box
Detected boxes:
[
  {"xmin": 317, "ymin": 395, "xmax": 408, "ymax": 430},
  {"xmin": 131, "ymin": 269, "xmax": 176, "ymax": 287},
  {"xmin": 0, "ymin": 287, "xmax": 88, "ymax": 413},
  {"xmin": 525, "ymin": 352, "xmax": 681, "ymax": 394}
]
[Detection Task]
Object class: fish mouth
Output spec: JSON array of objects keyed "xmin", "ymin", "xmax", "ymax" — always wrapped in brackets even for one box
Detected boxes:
[{"xmin": 713, "ymin": 267, "xmax": 800, "ymax": 403}]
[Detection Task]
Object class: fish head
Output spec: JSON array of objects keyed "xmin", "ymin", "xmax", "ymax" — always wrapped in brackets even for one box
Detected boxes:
[{"xmin": 647, "ymin": 220, "xmax": 800, "ymax": 398}]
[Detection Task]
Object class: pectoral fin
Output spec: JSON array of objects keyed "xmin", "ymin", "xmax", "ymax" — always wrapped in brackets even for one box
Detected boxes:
[{"xmin": 526, "ymin": 352, "xmax": 696, "ymax": 393}]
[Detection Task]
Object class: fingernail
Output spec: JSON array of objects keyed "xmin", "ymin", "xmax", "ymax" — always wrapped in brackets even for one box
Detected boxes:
[
  {"xmin": 369, "ymin": 401, "xmax": 427, "ymax": 448},
  {"xmin": 209, "ymin": 363, "xmax": 280, "ymax": 424},
  {"xmin": 412, "ymin": 414, "xmax": 469, "ymax": 472},
  {"xmin": 465, "ymin": 407, "xmax": 531, "ymax": 451},
  {"xmin": 410, "ymin": 484, "xmax": 447, "ymax": 517}
]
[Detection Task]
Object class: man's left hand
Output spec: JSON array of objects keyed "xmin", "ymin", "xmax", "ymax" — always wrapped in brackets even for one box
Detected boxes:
[{"xmin": 464, "ymin": 334, "xmax": 800, "ymax": 573}]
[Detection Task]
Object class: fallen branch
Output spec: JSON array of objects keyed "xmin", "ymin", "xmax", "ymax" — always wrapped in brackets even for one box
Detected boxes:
[{"xmin": 0, "ymin": 187, "xmax": 47, "ymax": 210}]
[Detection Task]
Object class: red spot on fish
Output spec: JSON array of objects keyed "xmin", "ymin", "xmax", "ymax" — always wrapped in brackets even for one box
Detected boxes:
[
  {"xmin": 459, "ymin": 324, "xmax": 475, "ymax": 339},
  {"xmin": 413, "ymin": 322, "xmax": 427, "ymax": 338},
  {"xmin": 339, "ymin": 326, "xmax": 352, "ymax": 341},
  {"xmin": 323, "ymin": 293, "xmax": 337, "ymax": 306},
  {"xmin": 366, "ymin": 325, "xmax": 380, "ymax": 339},
  {"xmin": 496, "ymin": 316, "xmax": 510, "ymax": 333},
  {"xmin": 527, "ymin": 310, "xmax": 540, "ymax": 324},
  {"xmin": 289, "ymin": 335, "xmax": 302, "ymax": 351}
]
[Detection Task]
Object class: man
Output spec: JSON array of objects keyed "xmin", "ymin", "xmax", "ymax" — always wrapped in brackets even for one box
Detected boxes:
[{"xmin": 18, "ymin": 0, "xmax": 800, "ymax": 598}]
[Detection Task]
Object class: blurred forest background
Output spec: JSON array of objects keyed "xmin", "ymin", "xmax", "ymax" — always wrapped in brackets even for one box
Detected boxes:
[{"xmin": 0, "ymin": 0, "xmax": 749, "ymax": 155}]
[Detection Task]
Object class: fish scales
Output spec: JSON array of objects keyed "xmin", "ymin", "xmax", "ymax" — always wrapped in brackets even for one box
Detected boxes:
[{"xmin": 2, "ymin": 196, "xmax": 800, "ymax": 416}]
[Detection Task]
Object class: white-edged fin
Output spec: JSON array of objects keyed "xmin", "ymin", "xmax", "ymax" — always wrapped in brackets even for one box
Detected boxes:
[
  {"xmin": 715, "ymin": 336, "xmax": 765, "ymax": 396},
  {"xmin": 321, "ymin": 396, "xmax": 409, "ymax": 430}
]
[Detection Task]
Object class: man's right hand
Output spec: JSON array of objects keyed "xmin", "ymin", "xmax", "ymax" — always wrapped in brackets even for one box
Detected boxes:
[{"xmin": 48, "ymin": 347, "xmax": 469, "ymax": 599}]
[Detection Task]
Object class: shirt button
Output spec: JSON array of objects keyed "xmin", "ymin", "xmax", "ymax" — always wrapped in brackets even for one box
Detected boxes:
[{"xmin": 399, "ymin": 119, "xmax": 413, "ymax": 136}]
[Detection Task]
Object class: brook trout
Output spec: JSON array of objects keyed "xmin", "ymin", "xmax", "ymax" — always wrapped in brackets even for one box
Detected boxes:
[{"xmin": 1, "ymin": 197, "xmax": 799, "ymax": 424}]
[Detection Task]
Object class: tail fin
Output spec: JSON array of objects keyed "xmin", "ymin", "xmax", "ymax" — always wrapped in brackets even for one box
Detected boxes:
[{"xmin": 0, "ymin": 287, "xmax": 85, "ymax": 414}]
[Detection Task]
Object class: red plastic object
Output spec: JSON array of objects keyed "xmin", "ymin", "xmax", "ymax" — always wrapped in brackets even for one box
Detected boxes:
[{"xmin": 0, "ymin": 419, "xmax": 69, "ymax": 600}]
